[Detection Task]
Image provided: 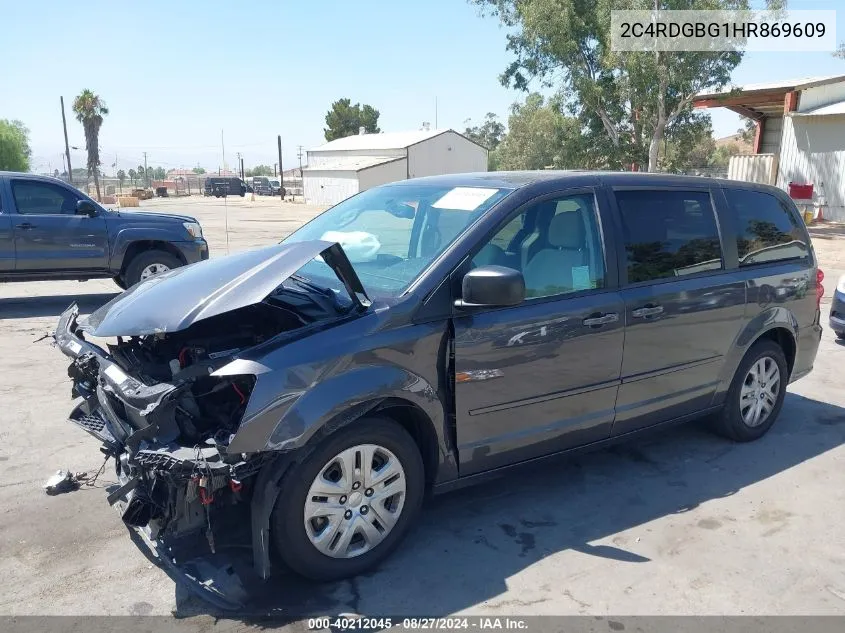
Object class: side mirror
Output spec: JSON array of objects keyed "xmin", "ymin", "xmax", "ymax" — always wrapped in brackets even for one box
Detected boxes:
[
  {"xmin": 456, "ymin": 265, "xmax": 525, "ymax": 309},
  {"xmin": 76, "ymin": 200, "xmax": 98, "ymax": 217}
]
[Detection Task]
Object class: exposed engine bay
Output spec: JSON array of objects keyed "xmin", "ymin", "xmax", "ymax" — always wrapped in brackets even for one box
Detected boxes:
[{"xmin": 58, "ymin": 280, "xmax": 352, "ymax": 558}]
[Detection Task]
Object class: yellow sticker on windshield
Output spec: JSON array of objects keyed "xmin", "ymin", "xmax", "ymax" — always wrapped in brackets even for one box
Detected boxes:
[{"xmin": 432, "ymin": 187, "xmax": 499, "ymax": 211}]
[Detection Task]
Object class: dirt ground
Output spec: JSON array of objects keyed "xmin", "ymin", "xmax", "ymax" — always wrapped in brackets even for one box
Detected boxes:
[{"xmin": 1, "ymin": 196, "xmax": 844, "ymax": 622}]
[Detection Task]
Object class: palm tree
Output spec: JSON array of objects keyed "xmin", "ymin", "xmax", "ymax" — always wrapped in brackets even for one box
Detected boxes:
[
  {"xmin": 128, "ymin": 168, "xmax": 137, "ymax": 185},
  {"xmin": 72, "ymin": 90, "xmax": 109, "ymax": 201}
]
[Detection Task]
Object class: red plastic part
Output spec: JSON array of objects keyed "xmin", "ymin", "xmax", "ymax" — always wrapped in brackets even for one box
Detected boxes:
[
  {"xmin": 817, "ymin": 269, "xmax": 825, "ymax": 307},
  {"xmin": 198, "ymin": 486, "xmax": 214, "ymax": 505},
  {"xmin": 788, "ymin": 182, "xmax": 814, "ymax": 200},
  {"xmin": 229, "ymin": 479, "xmax": 243, "ymax": 493}
]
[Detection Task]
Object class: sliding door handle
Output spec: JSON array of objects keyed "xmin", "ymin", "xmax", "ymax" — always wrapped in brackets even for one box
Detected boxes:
[
  {"xmin": 631, "ymin": 305, "xmax": 664, "ymax": 318},
  {"xmin": 583, "ymin": 313, "xmax": 619, "ymax": 327}
]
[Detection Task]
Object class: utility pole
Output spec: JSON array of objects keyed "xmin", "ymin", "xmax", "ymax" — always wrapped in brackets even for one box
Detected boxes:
[
  {"xmin": 60, "ymin": 96, "xmax": 73, "ymax": 184},
  {"xmin": 221, "ymin": 129, "xmax": 225, "ymax": 174},
  {"xmin": 277, "ymin": 135, "xmax": 284, "ymax": 190},
  {"xmin": 236, "ymin": 152, "xmax": 243, "ymax": 180},
  {"xmin": 297, "ymin": 145, "xmax": 305, "ymax": 202},
  {"xmin": 143, "ymin": 151, "xmax": 148, "ymax": 187}
]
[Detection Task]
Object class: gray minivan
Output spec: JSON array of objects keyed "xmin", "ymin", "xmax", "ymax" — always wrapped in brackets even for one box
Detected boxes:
[{"xmin": 56, "ymin": 171, "xmax": 822, "ymax": 602}]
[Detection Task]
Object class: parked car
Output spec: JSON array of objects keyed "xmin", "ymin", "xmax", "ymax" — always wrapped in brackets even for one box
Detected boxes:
[
  {"xmin": 130, "ymin": 188, "xmax": 154, "ymax": 200},
  {"xmin": 0, "ymin": 172, "xmax": 208, "ymax": 288},
  {"xmin": 155, "ymin": 187, "xmax": 168, "ymax": 198},
  {"xmin": 55, "ymin": 171, "xmax": 822, "ymax": 603},
  {"xmin": 252, "ymin": 176, "xmax": 272, "ymax": 196},
  {"xmin": 203, "ymin": 177, "xmax": 247, "ymax": 197},
  {"xmin": 269, "ymin": 179, "xmax": 283, "ymax": 196},
  {"xmin": 830, "ymin": 274, "xmax": 845, "ymax": 339}
]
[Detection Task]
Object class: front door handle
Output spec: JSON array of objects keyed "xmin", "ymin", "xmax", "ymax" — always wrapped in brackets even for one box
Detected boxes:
[
  {"xmin": 631, "ymin": 305, "xmax": 664, "ymax": 318},
  {"xmin": 583, "ymin": 313, "xmax": 619, "ymax": 327},
  {"xmin": 15, "ymin": 222, "xmax": 35, "ymax": 230}
]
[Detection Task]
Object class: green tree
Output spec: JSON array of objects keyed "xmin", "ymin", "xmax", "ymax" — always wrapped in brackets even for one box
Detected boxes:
[
  {"xmin": 117, "ymin": 169, "xmax": 126, "ymax": 192},
  {"xmin": 245, "ymin": 164, "xmax": 273, "ymax": 177},
  {"xmin": 146, "ymin": 166, "xmax": 154, "ymax": 182},
  {"xmin": 0, "ymin": 119, "xmax": 31, "ymax": 172},
  {"xmin": 737, "ymin": 117, "xmax": 757, "ymax": 144},
  {"xmin": 494, "ymin": 93, "xmax": 585, "ymax": 170},
  {"xmin": 711, "ymin": 141, "xmax": 742, "ymax": 168},
  {"xmin": 137, "ymin": 164, "xmax": 146, "ymax": 185},
  {"xmin": 465, "ymin": 113, "xmax": 506, "ymax": 170},
  {"xmin": 464, "ymin": 113, "xmax": 506, "ymax": 150},
  {"xmin": 153, "ymin": 166, "xmax": 166, "ymax": 180},
  {"xmin": 128, "ymin": 168, "xmax": 137, "ymax": 185},
  {"xmin": 72, "ymin": 89, "xmax": 109, "ymax": 200},
  {"xmin": 324, "ymin": 98, "xmax": 381, "ymax": 141},
  {"xmin": 192, "ymin": 166, "xmax": 206, "ymax": 174},
  {"xmin": 662, "ymin": 114, "xmax": 716, "ymax": 172},
  {"xmin": 473, "ymin": 0, "xmax": 783, "ymax": 172}
]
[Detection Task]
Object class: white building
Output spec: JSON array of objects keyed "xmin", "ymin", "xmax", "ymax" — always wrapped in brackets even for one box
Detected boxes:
[
  {"xmin": 695, "ymin": 74, "xmax": 845, "ymax": 221},
  {"xmin": 303, "ymin": 128, "xmax": 488, "ymax": 206}
]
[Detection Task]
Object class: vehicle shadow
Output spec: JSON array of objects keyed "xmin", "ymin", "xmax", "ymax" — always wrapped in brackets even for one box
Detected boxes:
[
  {"xmin": 0, "ymin": 293, "xmax": 118, "ymax": 319},
  {"xmin": 169, "ymin": 392, "xmax": 845, "ymax": 621}
]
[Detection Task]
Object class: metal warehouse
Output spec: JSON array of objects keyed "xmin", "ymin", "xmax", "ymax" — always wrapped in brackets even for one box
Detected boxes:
[
  {"xmin": 695, "ymin": 74, "xmax": 845, "ymax": 222},
  {"xmin": 303, "ymin": 128, "xmax": 488, "ymax": 206}
]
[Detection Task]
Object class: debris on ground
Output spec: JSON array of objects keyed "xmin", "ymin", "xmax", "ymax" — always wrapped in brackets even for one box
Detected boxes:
[{"xmin": 43, "ymin": 470, "xmax": 79, "ymax": 495}]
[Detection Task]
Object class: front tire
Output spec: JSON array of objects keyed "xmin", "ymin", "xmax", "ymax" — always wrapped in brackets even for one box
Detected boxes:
[
  {"xmin": 711, "ymin": 339, "xmax": 788, "ymax": 442},
  {"xmin": 123, "ymin": 249, "xmax": 182, "ymax": 287},
  {"xmin": 271, "ymin": 417, "xmax": 424, "ymax": 581}
]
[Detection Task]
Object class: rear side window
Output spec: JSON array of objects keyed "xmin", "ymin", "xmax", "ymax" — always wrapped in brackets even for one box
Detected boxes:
[
  {"xmin": 724, "ymin": 189, "xmax": 809, "ymax": 265},
  {"xmin": 614, "ymin": 190, "xmax": 723, "ymax": 284}
]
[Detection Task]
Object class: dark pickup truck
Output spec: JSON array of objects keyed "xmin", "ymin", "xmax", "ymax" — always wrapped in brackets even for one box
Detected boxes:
[{"xmin": 0, "ymin": 172, "xmax": 209, "ymax": 288}]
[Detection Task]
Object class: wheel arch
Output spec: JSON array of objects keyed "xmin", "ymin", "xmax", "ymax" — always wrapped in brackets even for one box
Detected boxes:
[
  {"xmin": 120, "ymin": 240, "xmax": 187, "ymax": 275},
  {"xmin": 714, "ymin": 307, "xmax": 799, "ymax": 404}
]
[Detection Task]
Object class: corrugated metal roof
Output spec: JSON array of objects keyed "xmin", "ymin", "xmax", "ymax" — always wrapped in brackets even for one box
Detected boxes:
[
  {"xmin": 303, "ymin": 155, "xmax": 404, "ymax": 172},
  {"xmin": 697, "ymin": 74, "xmax": 845, "ymax": 99},
  {"xmin": 310, "ymin": 129, "xmax": 451, "ymax": 152},
  {"xmin": 792, "ymin": 100, "xmax": 845, "ymax": 117}
]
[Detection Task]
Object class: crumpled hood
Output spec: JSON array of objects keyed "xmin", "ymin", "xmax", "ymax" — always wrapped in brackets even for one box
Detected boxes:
[{"xmin": 82, "ymin": 240, "xmax": 369, "ymax": 337}]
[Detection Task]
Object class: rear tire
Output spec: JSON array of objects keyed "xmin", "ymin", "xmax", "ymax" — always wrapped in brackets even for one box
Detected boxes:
[
  {"xmin": 113, "ymin": 275, "xmax": 127, "ymax": 290},
  {"xmin": 271, "ymin": 417, "xmax": 424, "ymax": 581},
  {"xmin": 711, "ymin": 339, "xmax": 788, "ymax": 442},
  {"xmin": 123, "ymin": 250, "xmax": 182, "ymax": 287}
]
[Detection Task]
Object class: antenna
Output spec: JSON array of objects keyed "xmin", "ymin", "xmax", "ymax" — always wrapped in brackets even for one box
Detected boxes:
[{"xmin": 221, "ymin": 129, "xmax": 230, "ymax": 255}]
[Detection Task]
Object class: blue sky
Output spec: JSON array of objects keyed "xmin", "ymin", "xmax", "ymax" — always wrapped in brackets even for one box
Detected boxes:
[{"xmin": 2, "ymin": 0, "xmax": 844, "ymax": 175}]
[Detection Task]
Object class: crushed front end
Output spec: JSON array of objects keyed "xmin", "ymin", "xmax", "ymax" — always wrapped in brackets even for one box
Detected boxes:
[{"xmin": 55, "ymin": 304, "xmax": 277, "ymax": 608}]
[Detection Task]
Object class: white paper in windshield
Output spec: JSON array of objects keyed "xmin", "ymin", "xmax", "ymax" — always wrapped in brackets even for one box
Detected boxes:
[
  {"xmin": 571, "ymin": 265, "xmax": 592, "ymax": 290},
  {"xmin": 432, "ymin": 187, "xmax": 499, "ymax": 211}
]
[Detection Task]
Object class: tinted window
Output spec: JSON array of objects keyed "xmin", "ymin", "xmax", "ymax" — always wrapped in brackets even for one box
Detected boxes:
[
  {"xmin": 724, "ymin": 189, "xmax": 809, "ymax": 265},
  {"xmin": 472, "ymin": 193, "xmax": 605, "ymax": 298},
  {"xmin": 615, "ymin": 190, "xmax": 723, "ymax": 284},
  {"xmin": 12, "ymin": 180, "xmax": 79, "ymax": 215}
]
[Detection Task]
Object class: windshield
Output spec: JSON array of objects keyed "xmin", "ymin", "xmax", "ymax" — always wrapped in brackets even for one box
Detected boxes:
[{"xmin": 282, "ymin": 183, "xmax": 512, "ymax": 295}]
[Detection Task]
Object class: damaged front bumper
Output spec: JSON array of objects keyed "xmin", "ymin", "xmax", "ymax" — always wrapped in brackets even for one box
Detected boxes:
[{"xmin": 55, "ymin": 304, "xmax": 281, "ymax": 610}]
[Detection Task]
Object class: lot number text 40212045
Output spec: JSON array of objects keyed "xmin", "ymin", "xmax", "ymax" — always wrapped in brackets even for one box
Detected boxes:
[{"xmin": 307, "ymin": 617, "xmax": 530, "ymax": 631}]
